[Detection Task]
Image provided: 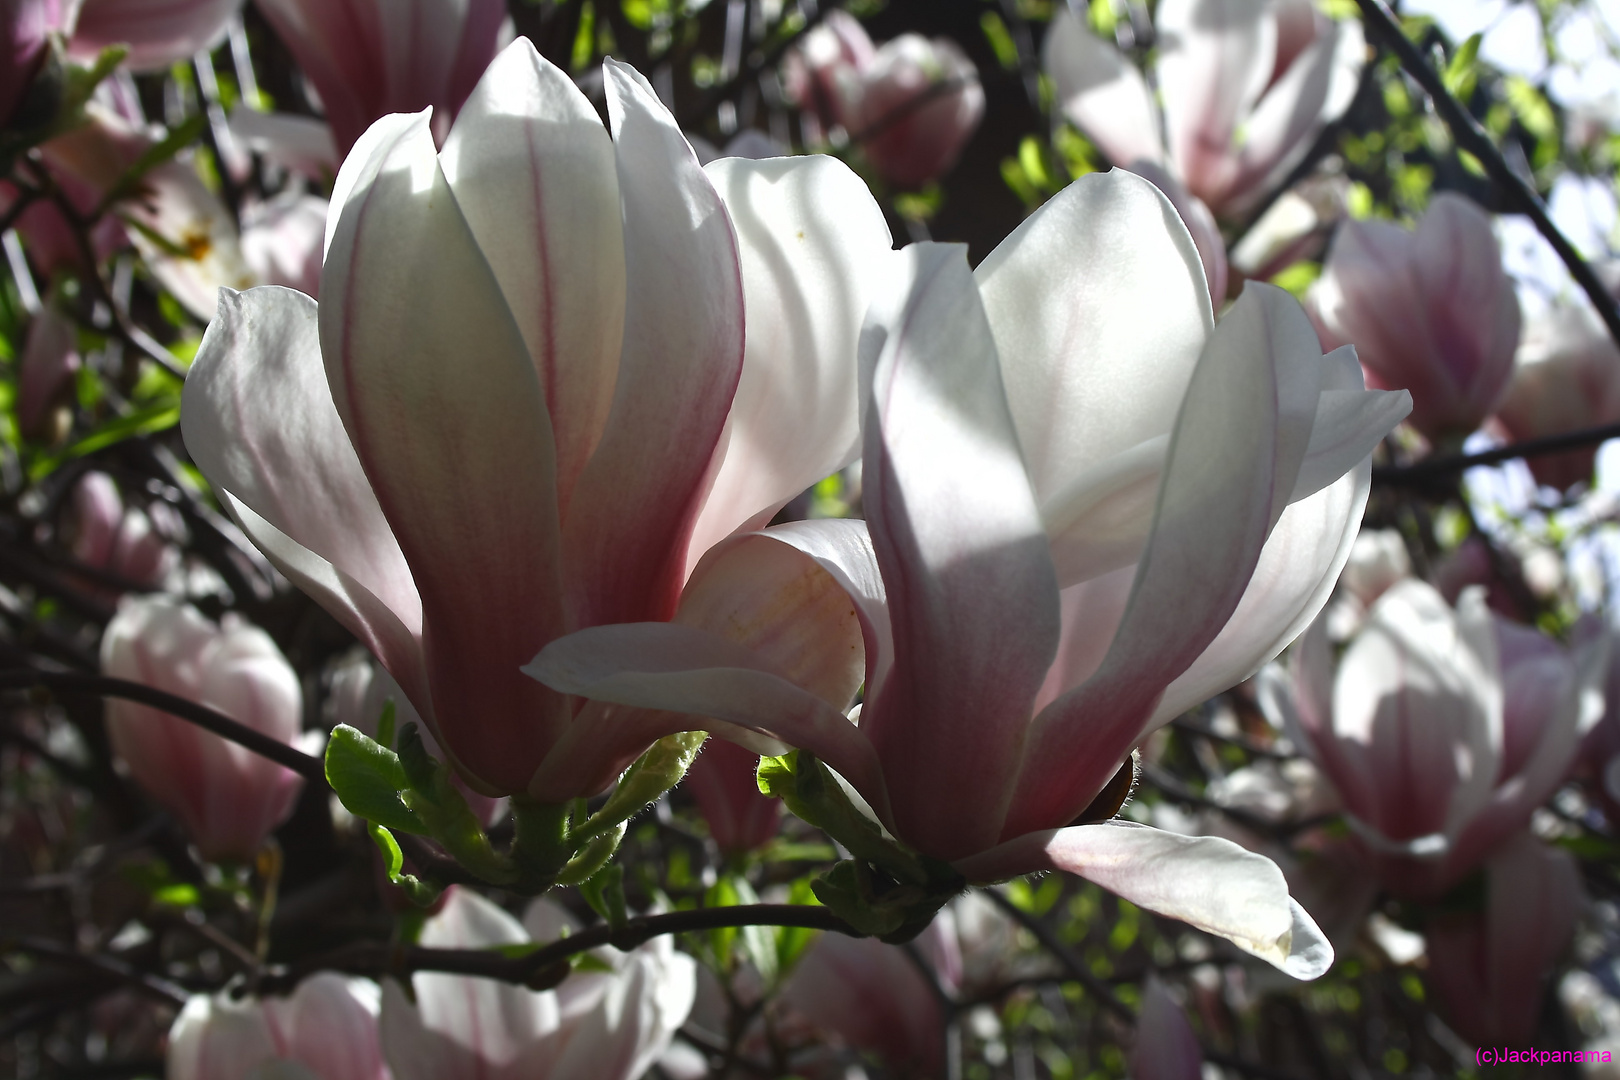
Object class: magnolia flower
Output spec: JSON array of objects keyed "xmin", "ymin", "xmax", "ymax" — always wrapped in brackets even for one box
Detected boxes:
[
  {"xmin": 68, "ymin": 0, "xmax": 239, "ymax": 72},
  {"xmin": 1129, "ymin": 981, "xmax": 1204, "ymax": 1080},
  {"xmin": 102, "ymin": 595, "xmax": 303, "ymax": 861},
  {"xmin": 380, "ymin": 887, "xmax": 695, "ymax": 1080},
  {"xmin": 254, "ymin": 0, "xmax": 510, "ymax": 154},
  {"xmin": 532, "ymin": 169, "xmax": 1411, "ymax": 977},
  {"xmin": 779, "ymin": 910, "xmax": 962, "ymax": 1077},
  {"xmin": 1262, "ymin": 579, "xmax": 1605, "ymax": 900},
  {"xmin": 1309, "ymin": 194, "xmax": 1521, "ymax": 443},
  {"xmin": 1492, "ymin": 303, "xmax": 1620, "ymax": 489},
  {"xmin": 1323, "ymin": 526, "xmax": 1410, "ymax": 639},
  {"xmin": 1425, "ymin": 831, "xmax": 1583, "ymax": 1044},
  {"xmin": 15, "ymin": 300, "xmax": 81, "ymax": 444},
  {"xmin": 181, "ymin": 40, "xmax": 893, "ymax": 799},
  {"xmin": 64, "ymin": 471, "xmax": 181, "ymax": 590},
  {"xmin": 2, "ymin": 0, "xmax": 79, "ymax": 128},
  {"xmin": 168, "ymin": 974, "xmax": 388, "ymax": 1080},
  {"xmin": 786, "ymin": 10, "xmax": 984, "ymax": 189},
  {"xmin": 23, "ymin": 102, "xmax": 253, "ymax": 318},
  {"xmin": 1044, "ymin": 0, "xmax": 1363, "ymax": 218},
  {"xmin": 684, "ymin": 738, "xmax": 782, "ymax": 855}
]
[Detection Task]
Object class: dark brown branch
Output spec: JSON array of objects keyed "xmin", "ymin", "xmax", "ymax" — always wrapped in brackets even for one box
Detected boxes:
[
  {"xmin": 7, "ymin": 936, "xmax": 189, "ymax": 1006},
  {"xmin": 0, "ymin": 669, "xmax": 327, "ymax": 781},
  {"xmin": 251, "ymin": 903, "xmax": 860, "ymax": 996},
  {"xmin": 1371, "ymin": 419, "xmax": 1620, "ymax": 484},
  {"xmin": 1353, "ymin": 0, "xmax": 1620, "ymax": 349}
]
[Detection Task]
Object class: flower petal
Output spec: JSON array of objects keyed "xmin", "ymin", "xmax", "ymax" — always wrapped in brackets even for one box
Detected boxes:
[
  {"xmin": 320, "ymin": 109, "xmax": 566, "ymax": 793},
  {"xmin": 1007, "ymin": 284, "xmax": 1317, "ymax": 835},
  {"xmin": 439, "ymin": 40, "xmax": 625, "ymax": 516},
  {"xmin": 524, "ymin": 622, "xmax": 889, "ymax": 816},
  {"xmin": 1155, "ymin": 0, "xmax": 1278, "ymax": 209},
  {"xmin": 974, "ymin": 170, "xmax": 1210, "ymax": 541},
  {"xmin": 954, "ymin": 822, "xmax": 1333, "ymax": 979},
  {"xmin": 861, "ymin": 243, "xmax": 1060, "ymax": 859},
  {"xmin": 560, "ymin": 60, "xmax": 745, "ymax": 629},
  {"xmin": 1043, "ymin": 8, "xmax": 1165, "ymax": 168},
  {"xmin": 181, "ymin": 286, "xmax": 427, "ymax": 707},
  {"xmin": 685, "ymin": 153, "xmax": 895, "ymax": 569},
  {"xmin": 1231, "ymin": 17, "xmax": 1366, "ymax": 213}
]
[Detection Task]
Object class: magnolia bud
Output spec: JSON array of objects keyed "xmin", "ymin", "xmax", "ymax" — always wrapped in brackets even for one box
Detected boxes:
[
  {"xmin": 102, "ymin": 595, "xmax": 303, "ymax": 862},
  {"xmin": 1310, "ymin": 194, "xmax": 1520, "ymax": 443}
]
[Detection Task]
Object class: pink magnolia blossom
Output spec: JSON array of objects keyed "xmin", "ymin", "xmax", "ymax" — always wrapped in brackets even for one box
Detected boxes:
[
  {"xmin": 101, "ymin": 594, "xmax": 304, "ymax": 861},
  {"xmin": 68, "ymin": 0, "xmax": 239, "ymax": 72},
  {"xmin": 1, "ymin": 0, "xmax": 80, "ymax": 128},
  {"xmin": 684, "ymin": 738, "xmax": 782, "ymax": 856},
  {"xmin": 1129, "ymin": 980, "xmax": 1204, "ymax": 1080},
  {"xmin": 787, "ymin": 11, "xmax": 984, "ymax": 189},
  {"xmin": 531, "ymin": 169, "xmax": 1411, "ymax": 977},
  {"xmin": 15, "ymin": 301, "xmax": 81, "ymax": 444},
  {"xmin": 181, "ymin": 41, "xmax": 894, "ymax": 798},
  {"xmin": 64, "ymin": 471, "xmax": 181, "ymax": 589},
  {"xmin": 1492, "ymin": 303, "xmax": 1620, "ymax": 489},
  {"xmin": 1262, "ymin": 579, "xmax": 1605, "ymax": 900},
  {"xmin": 779, "ymin": 910, "xmax": 962, "ymax": 1077},
  {"xmin": 380, "ymin": 887, "xmax": 695, "ymax": 1080},
  {"xmin": 1425, "ymin": 831, "xmax": 1583, "ymax": 1044},
  {"xmin": 1309, "ymin": 194, "xmax": 1521, "ymax": 443},
  {"xmin": 253, "ymin": 0, "xmax": 510, "ymax": 154},
  {"xmin": 19, "ymin": 102, "xmax": 253, "ymax": 317},
  {"xmin": 168, "ymin": 973, "xmax": 388, "ymax": 1080},
  {"xmin": 1044, "ymin": 0, "xmax": 1364, "ymax": 218}
]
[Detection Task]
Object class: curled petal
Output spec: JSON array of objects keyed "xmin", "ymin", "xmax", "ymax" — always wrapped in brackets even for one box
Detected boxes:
[
  {"xmin": 953, "ymin": 822, "xmax": 1333, "ymax": 979},
  {"xmin": 181, "ymin": 286, "xmax": 427, "ymax": 710}
]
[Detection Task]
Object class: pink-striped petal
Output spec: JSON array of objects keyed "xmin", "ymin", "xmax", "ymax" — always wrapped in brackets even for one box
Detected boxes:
[
  {"xmin": 320, "ymin": 109, "xmax": 566, "ymax": 793},
  {"xmin": 684, "ymin": 153, "xmax": 895, "ymax": 568},
  {"xmin": 560, "ymin": 60, "xmax": 745, "ymax": 629},
  {"xmin": 860, "ymin": 243, "xmax": 1060, "ymax": 859},
  {"xmin": 439, "ymin": 40, "xmax": 624, "ymax": 517}
]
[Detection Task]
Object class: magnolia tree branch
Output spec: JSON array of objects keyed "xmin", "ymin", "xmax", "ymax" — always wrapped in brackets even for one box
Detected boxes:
[
  {"xmin": 251, "ymin": 903, "xmax": 861, "ymax": 997},
  {"xmin": 1354, "ymin": 0, "xmax": 1620, "ymax": 349},
  {"xmin": 1372, "ymin": 418, "xmax": 1620, "ymax": 483},
  {"xmin": 0, "ymin": 669, "xmax": 326, "ymax": 780}
]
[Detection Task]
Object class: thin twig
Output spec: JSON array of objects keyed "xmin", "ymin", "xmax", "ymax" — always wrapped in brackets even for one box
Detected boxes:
[
  {"xmin": 1353, "ymin": 0, "xmax": 1620, "ymax": 348},
  {"xmin": 251, "ymin": 903, "xmax": 859, "ymax": 996},
  {"xmin": 1371, "ymin": 419, "xmax": 1620, "ymax": 484},
  {"xmin": 981, "ymin": 886, "xmax": 1135, "ymax": 1022},
  {"xmin": 0, "ymin": 669, "xmax": 326, "ymax": 781},
  {"xmin": 7, "ymin": 936, "xmax": 189, "ymax": 1006}
]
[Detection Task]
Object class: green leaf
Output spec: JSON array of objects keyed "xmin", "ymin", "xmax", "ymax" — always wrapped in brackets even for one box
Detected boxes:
[
  {"xmin": 980, "ymin": 12, "xmax": 1019, "ymax": 70},
  {"xmin": 573, "ymin": 730, "xmax": 706, "ymax": 844},
  {"xmin": 579, "ymin": 863, "xmax": 628, "ymax": 929},
  {"xmin": 324, "ymin": 724, "xmax": 425, "ymax": 834},
  {"xmin": 1441, "ymin": 33, "xmax": 1480, "ymax": 99}
]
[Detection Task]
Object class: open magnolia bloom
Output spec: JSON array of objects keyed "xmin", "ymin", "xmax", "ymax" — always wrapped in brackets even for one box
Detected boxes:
[
  {"xmin": 168, "ymin": 974, "xmax": 387, "ymax": 1080},
  {"xmin": 380, "ymin": 888, "xmax": 695, "ymax": 1080},
  {"xmin": 181, "ymin": 39, "xmax": 893, "ymax": 799},
  {"xmin": 530, "ymin": 170, "xmax": 1410, "ymax": 978},
  {"xmin": 1261, "ymin": 579, "xmax": 1606, "ymax": 900},
  {"xmin": 1043, "ymin": 0, "xmax": 1364, "ymax": 219}
]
